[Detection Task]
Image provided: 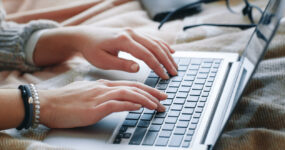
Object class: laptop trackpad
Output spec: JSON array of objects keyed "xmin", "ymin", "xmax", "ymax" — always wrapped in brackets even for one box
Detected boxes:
[{"xmin": 44, "ymin": 112, "xmax": 126, "ymax": 148}]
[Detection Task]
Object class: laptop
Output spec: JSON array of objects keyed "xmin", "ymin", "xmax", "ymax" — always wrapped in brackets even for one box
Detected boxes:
[{"xmin": 43, "ymin": 0, "xmax": 285, "ymax": 149}]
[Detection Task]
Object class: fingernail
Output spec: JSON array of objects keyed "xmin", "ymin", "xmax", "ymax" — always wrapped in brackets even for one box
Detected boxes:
[
  {"xmin": 158, "ymin": 105, "xmax": 166, "ymax": 112},
  {"xmin": 160, "ymin": 92, "xmax": 168, "ymax": 98},
  {"xmin": 131, "ymin": 63, "xmax": 139, "ymax": 72},
  {"xmin": 134, "ymin": 104, "xmax": 142, "ymax": 108},
  {"xmin": 163, "ymin": 72, "xmax": 169, "ymax": 79}
]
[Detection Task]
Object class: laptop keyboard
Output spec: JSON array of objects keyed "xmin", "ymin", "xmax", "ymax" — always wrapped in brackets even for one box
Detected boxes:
[{"xmin": 113, "ymin": 57, "xmax": 222, "ymax": 148}]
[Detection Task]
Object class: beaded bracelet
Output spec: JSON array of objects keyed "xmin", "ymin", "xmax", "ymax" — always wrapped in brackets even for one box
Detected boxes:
[{"xmin": 29, "ymin": 84, "xmax": 40, "ymax": 128}]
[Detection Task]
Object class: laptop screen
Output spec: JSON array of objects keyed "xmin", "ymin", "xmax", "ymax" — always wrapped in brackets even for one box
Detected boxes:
[
  {"xmin": 242, "ymin": 0, "xmax": 284, "ymax": 67},
  {"xmin": 213, "ymin": 0, "xmax": 284, "ymax": 148}
]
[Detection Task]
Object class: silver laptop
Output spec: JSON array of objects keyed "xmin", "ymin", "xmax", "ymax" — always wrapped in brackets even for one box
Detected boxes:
[{"xmin": 43, "ymin": 0, "xmax": 284, "ymax": 149}]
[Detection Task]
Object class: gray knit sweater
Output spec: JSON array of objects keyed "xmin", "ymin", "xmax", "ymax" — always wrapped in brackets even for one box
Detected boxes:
[{"xmin": 0, "ymin": 3, "xmax": 59, "ymax": 72}]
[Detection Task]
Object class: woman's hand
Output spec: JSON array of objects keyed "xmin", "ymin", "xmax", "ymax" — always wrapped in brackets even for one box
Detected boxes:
[
  {"xmin": 34, "ymin": 27, "xmax": 178, "ymax": 79},
  {"xmin": 39, "ymin": 80, "xmax": 167, "ymax": 128},
  {"xmin": 73, "ymin": 27, "xmax": 178, "ymax": 79}
]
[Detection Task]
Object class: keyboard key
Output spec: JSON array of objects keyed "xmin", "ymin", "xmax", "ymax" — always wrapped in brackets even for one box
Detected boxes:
[
  {"xmin": 178, "ymin": 72, "xmax": 186, "ymax": 77},
  {"xmin": 197, "ymin": 73, "xmax": 208, "ymax": 79},
  {"xmin": 189, "ymin": 124, "xmax": 197, "ymax": 129},
  {"xmin": 179, "ymin": 114, "xmax": 191, "ymax": 121},
  {"xmin": 208, "ymin": 77, "xmax": 215, "ymax": 82},
  {"xmin": 119, "ymin": 126, "xmax": 128, "ymax": 133},
  {"xmin": 182, "ymin": 141, "xmax": 190, "ymax": 148},
  {"xmin": 212, "ymin": 68, "xmax": 218, "ymax": 73},
  {"xmin": 165, "ymin": 117, "xmax": 178, "ymax": 124},
  {"xmin": 174, "ymin": 127, "xmax": 186, "ymax": 135},
  {"xmin": 167, "ymin": 87, "xmax": 178, "ymax": 93},
  {"xmin": 204, "ymin": 87, "xmax": 211, "ymax": 92},
  {"xmin": 155, "ymin": 112, "xmax": 167, "ymax": 118},
  {"xmin": 155, "ymin": 137, "xmax": 169, "ymax": 146},
  {"xmin": 189, "ymin": 90, "xmax": 201, "ymax": 96},
  {"xmin": 209, "ymin": 73, "xmax": 216, "ymax": 77},
  {"xmin": 113, "ymin": 137, "xmax": 121, "ymax": 144},
  {"xmin": 129, "ymin": 127, "xmax": 147, "ymax": 145},
  {"xmin": 144, "ymin": 109, "xmax": 155, "ymax": 114},
  {"xmin": 195, "ymin": 79, "xmax": 206, "ymax": 84},
  {"xmin": 172, "ymin": 76, "xmax": 183, "ymax": 82},
  {"xmin": 149, "ymin": 125, "xmax": 161, "ymax": 131},
  {"xmin": 126, "ymin": 113, "xmax": 141, "ymax": 120},
  {"xmin": 197, "ymin": 102, "xmax": 205, "ymax": 107},
  {"xmin": 192, "ymin": 84, "xmax": 203, "ymax": 90},
  {"xmin": 171, "ymin": 104, "xmax": 183, "ymax": 111},
  {"xmin": 173, "ymin": 98, "xmax": 186, "ymax": 104},
  {"xmin": 122, "ymin": 120, "xmax": 138, "ymax": 127},
  {"xmin": 176, "ymin": 92, "xmax": 188, "ymax": 98},
  {"xmin": 201, "ymin": 63, "xmax": 212, "ymax": 68},
  {"xmin": 159, "ymin": 130, "xmax": 172, "ymax": 138},
  {"xmin": 205, "ymin": 82, "xmax": 213, "ymax": 87},
  {"xmin": 145, "ymin": 78, "xmax": 159, "ymax": 88},
  {"xmin": 196, "ymin": 107, "xmax": 203, "ymax": 113},
  {"xmin": 181, "ymin": 81, "xmax": 193, "ymax": 87},
  {"xmin": 174, "ymin": 58, "xmax": 180, "ymax": 64},
  {"xmin": 148, "ymin": 71, "xmax": 159, "ymax": 78},
  {"xmin": 152, "ymin": 118, "xmax": 164, "ymax": 125},
  {"xmin": 140, "ymin": 114, "xmax": 153, "ymax": 121},
  {"xmin": 184, "ymin": 135, "xmax": 192, "ymax": 141},
  {"xmin": 187, "ymin": 129, "xmax": 195, "ymax": 135},
  {"xmin": 182, "ymin": 108, "xmax": 194, "ymax": 115},
  {"xmin": 159, "ymin": 79, "xmax": 170, "ymax": 84},
  {"xmin": 191, "ymin": 59, "xmax": 202, "ymax": 65},
  {"xmin": 193, "ymin": 113, "xmax": 201, "ymax": 118},
  {"xmin": 179, "ymin": 86, "xmax": 191, "ymax": 92},
  {"xmin": 162, "ymin": 123, "xmax": 175, "ymax": 131},
  {"xmin": 122, "ymin": 133, "xmax": 132, "ymax": 139},
  {"xmin": 169, "ymin": 82, "xmax": 180, "ymax": 87},
  {"xmin": 165, "ymin": 106, "xmax": 170, "ymax": 112},
  {"xmin": 199, "ymin": 68, "xmax": 210, "ymax": 73},
  {"xmin": 157, "ymin": 84, "xmax": 168, "ymax": 90},
  {"xmin": 189, "ymin": 65, "xmax": 199, "ymax": 70},
  {"xmin": 161, "ymin": 99, "xmax": 172, "ymax": 105},
  {"xmin": 177, "ymin": 121, "xmax": 189, "ymax": 128},
  {"xmin": 184, "ymin": 101, "xmax": 196, "ymax": 108},
  {"xmin": 201, "ymin": 92, "xmax": 209, "ymax": 97},
  {"xmin": 142, "ymin": 131, "xmax": 158, "ymax": 146},
  {"xmin": 167, "ymin": 93, "xmax": 175, "ymax": 99},
  {"xmin": 191, "ymin": 118, "xmax": 199, "ymax": 124},
  {"xmin": 178, "ymin": 66, "xmax": 188, "ymax": 71},
  {"xmin": 187, "ymin": 96, "xmax": 199, "ymax": 102},
  {"xmin": 212, "ymin": 63, "xmax": 220, "ymax": 68},
  {"xmin": 199, "ymin": 97, "xmax": 207, "ymax": 102},
  {"xmin": 168, "ymin": 135, "xmax": 184, "ymax": 147},
  {"xmin": 187, "ymin": 70, "xmax": 198, "ymax": 76},
  {"xmin": 168, "ymin": 111, "xmax": 180, "ymax": 117},
  {"xmin": 137, "ymin": 120, "xmax": 150, "ymax": 128},
  {"xmin": 184, "ymin": 76, "xmax": 195, "ymax": 81}
]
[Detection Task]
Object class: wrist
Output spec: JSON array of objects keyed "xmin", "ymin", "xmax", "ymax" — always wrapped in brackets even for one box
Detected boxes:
[{"xmin": 33, "ymin": 27, "xmax": 79, "ymax": 66}]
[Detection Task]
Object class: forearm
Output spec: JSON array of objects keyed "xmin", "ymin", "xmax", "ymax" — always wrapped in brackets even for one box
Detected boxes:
[
  {"xmin": 33, "ymin": 27, "xmax": 79, "ymax": 67},
  {"xmin": 0, "ymin": 89, "xmax": 24, "ymax": 130}
]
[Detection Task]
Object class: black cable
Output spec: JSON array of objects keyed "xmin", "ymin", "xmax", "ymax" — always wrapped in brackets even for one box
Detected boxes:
[
  {"xmin": 158, "ymin": 0, "xmax": 263, "ymax": 31},
  {"xmin": 183, "ymin": 23, "xmax": 256, "ymax": 30}
]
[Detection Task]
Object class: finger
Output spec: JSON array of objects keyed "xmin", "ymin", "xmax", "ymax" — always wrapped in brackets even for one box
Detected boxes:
[
  {"xmin": 99, "ymin": 88, "xmax": 158, "ymax": 110},
  {"xmin": 144, "ymin": 35, "xmax": 178, "ymax": 69},
  {"xmin": 90, "ymin": 100, "xmax": 142, "ymax": 124},
  {"xmin": 128, "ymin": 87, "xmax": 165, "ymax": 112},
  {"xmin": 99, "ymin": 51, "xmax": 140, "ymax": 72},
  {"xmin": 101, "ymin": 80, "xmax": 167, "ymax": 100},
  {"xmin": 130, "ymin": 31, "xmax": 177, "ymax": 76},
  {"xmin": 116, "ymin": 33, "xmax": 169, "ymax": 79}
]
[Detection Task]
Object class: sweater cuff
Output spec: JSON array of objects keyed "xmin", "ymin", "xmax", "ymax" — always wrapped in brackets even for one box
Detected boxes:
[
  {"xmin": 24, "ymin": 29, "xmax": 48, "ymax": 65},
  {"xmin": 0, "ymin": 20, "xmax": 60, "ymax": 72}
]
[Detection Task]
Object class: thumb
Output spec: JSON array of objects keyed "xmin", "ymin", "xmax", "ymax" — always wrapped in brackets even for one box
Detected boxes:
[{"xmin": 102, "ymin": 52, "xmax": 140, "ymax": 72}]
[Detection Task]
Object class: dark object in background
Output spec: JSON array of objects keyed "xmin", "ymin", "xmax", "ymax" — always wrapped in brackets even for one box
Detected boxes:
[{"xmin": 139, "ymin": 0, "xmax": 202, "ymax": 22}]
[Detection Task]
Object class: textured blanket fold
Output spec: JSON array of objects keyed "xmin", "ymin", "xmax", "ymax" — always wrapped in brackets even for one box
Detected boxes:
[{"xmin": 0, "ymin": 0, "xmax": 284, "ymax": 150}]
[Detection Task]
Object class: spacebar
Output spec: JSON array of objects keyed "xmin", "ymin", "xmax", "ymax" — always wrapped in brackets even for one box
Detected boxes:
[{"xmin": 129, "ymin": 127, "xmax": 147, "ymax": 145}]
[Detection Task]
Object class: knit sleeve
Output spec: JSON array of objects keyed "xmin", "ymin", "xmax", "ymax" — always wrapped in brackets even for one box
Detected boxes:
[{"xmin": 0, "ymin": 20, "xmax": 60, "ymax": 72}]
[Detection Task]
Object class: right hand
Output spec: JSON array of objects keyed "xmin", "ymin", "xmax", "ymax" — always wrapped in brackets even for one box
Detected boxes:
[{"xmin": 38, "ymin": 80, "xmax": 167, "ymax": 128}]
